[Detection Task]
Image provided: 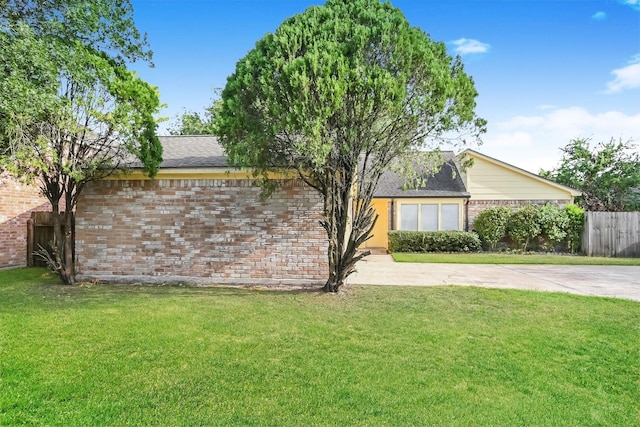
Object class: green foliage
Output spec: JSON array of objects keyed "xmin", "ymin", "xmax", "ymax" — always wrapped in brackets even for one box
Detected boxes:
[
  {"xmin": 388, "ymin": 230, "xmax": 482, "ymax": 253},
  {"xmin": 473, "ymin": 206, "xmax": 511, "ymax": 250},
  {"xmin": 215, "ymin": 0, "xmax": 485, "ymax": 291},
  {"xmin": 541, "ymin": 138, "xmax": 640, "ymax": 211},
  {"xmin": 392, "ymin": 252, "xmax": 640, "ymax": 266},
  {"xmin": 473, "ymin": 203, "xmax": 584, "ymax": 253},
  {"xmin": 506, "ymin": 206, "xmax": 541, "ymax": 251},
  {"xmin": 535, "ymin": 203, "xmax": 569, "ymax": 249},
  {"xmin": 0, "ymin": 0, "xmax": 161, "ymax": 284},
  {"xmin": 0, "ymin": 0, "xmax": 152, "ymax": 64},
  {"xmin": 169, "ymin": 93, "xmax": 221, "ymax": 136},
  {"xmin": 564, "ymin": 203, "xmax": 585, "ymax": 253}
]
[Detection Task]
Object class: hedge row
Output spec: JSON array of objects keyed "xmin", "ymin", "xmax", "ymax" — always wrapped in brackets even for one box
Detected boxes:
[
  {"xmin": 388, "ymin": 230, "xmax": 482, "ymax": 253},
  {"xmin": 474, "ymin": 203, "xmax": 584, "ymax": 252}
]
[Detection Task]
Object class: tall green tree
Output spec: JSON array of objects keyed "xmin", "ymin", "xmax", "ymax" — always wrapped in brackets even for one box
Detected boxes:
[
  {"xmin": 0, "ymin": 0, "xmax": 162, "ymax": 285},
  {"xmin": 541, "ymin": 138, "xmax": 640, "ymax": 211},
  {"xmin": 215, "ymin": 0, "xmax": 485, "ymax": 292}
]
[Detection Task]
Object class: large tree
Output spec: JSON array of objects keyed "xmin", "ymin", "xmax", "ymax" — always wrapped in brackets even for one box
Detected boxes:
[
  {"xmin": 541, "ymin": 138, "xmax": 640, "ymax": 212},
  {"xmin": 0, "ymin": 0, "xmax": 162, "ymax": 284},
  {"xmin": 215, "ymin": 0, "xmax": 485, "ymax": 292}
]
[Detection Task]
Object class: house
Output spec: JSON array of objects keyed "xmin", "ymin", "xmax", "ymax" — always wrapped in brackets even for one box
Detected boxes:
[
  {"xmin": 0, "ymin": 172, "xmax": 53, "ymax": 268},
  {"xmin": 364, "ymin": 149, "xmax": 581, "ymax": 249},
  {"xmin": 74, "ymin": 135, "xmax": 580, "ymax": 283},
  {"xmin": 74, "ymin": 135, "xmax": 328, "ymax": 285}
]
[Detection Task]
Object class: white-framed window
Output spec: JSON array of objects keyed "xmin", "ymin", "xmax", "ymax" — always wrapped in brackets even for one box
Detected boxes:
[{"xmin": 398, "ymin": 201, "xmax": 460, "ymax": 231}]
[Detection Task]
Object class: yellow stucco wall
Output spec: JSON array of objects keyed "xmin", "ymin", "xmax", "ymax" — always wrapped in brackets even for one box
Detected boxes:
[
  {"xmin": 364, "ymin": 198, "xmax": 390, "ymax": 249},
  {"xmin": 464, "ymin": 153, "xmax": 577, "ymax": 201}
]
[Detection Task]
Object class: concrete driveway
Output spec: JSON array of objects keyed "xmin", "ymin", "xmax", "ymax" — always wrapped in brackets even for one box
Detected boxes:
[{"xmin": 347, "ymin": 255, "xmax": 640, "ymax": 301}]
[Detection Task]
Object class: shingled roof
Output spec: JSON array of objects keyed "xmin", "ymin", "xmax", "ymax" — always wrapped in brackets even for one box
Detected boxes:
[
  {"xmin": 373, "ymin": 151, "xmax": 469, "ymax": 198},
  {"xmin": 147, "ymin": 136, "xmax": 468, "ymax": 197},
  {"xmin": 155, "ymin": 135, "xmax": 228, "ymax": 168}
]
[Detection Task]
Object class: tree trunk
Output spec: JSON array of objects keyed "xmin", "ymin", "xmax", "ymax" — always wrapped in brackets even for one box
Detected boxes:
[
  {"xmin": 49, "ymin": 200, "xmax": 75, "ymax": 285},
  {"xmin": 320, "ymin": 167, "xmax": 372, "ymax": 293},
  {"xmin": 63, "ymin": 210, "xmax": 75, "ymax": 285}
]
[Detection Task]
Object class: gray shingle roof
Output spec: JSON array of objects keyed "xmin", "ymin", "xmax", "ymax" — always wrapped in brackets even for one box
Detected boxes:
[
  {"xmin": 147, "ymin": 136, "xmax": 468, "ymax": 197},
  {"xmin": 373, "ymin": 152, "xmax": 469, "ymax": 198},
  {"xmin": 157, "ymin": 135, "xmax": 228, "ymax": 168}
]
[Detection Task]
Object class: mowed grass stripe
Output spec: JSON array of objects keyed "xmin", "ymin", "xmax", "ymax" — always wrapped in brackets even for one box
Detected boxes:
[{"xmin": 393, "ymin": 252, "xmax": 640, "ymax": 265}]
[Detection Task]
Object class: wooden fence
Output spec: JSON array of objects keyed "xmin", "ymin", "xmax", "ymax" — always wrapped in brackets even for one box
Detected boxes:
[
  {"xmin": 581, "ymin": 212, "xmax": 640, "ymax": 257},
  {"xmin": 27, "ymin": 211, "xmax": 74, "ymax": 267}
]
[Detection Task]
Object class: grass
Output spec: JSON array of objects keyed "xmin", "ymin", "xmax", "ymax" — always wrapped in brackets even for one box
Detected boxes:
[
  {"xmin": 392, "ymin": 251, "xmax": 640, "ymax": 265},
  {"xmin": 1, "ymin": 268, "xmax": 639, "ymax": 426}
]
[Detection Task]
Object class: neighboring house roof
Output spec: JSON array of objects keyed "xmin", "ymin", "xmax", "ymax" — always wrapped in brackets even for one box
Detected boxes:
[
  {"xmin": 157, "ymin": 135, "xmax": 227, "ymax": 168},
  {"xmin": 462, "ymin": 149, "xmax": 581, "ymax": 198},
  {"xmin": 373, "ymin": 151, "xmax": 470, "ymax": 198}
]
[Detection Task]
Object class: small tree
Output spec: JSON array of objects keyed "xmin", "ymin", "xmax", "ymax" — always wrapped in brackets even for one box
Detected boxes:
[
  {"xmin": 564, "ymin": 204, "xmax": 585, "ymax": 253},
  {"xmin": 536, "ymin": 203, "xmax": 569, "ymax": 250},
  {"xmin": 507, "ymin": 206, "xmax": 541, "ymax": 251},
  {"xmin": 1, "ymin": 1, "xmax": 162, "ymax": 284},
  {"xmin": 473, "ymin": 206, "xmax": 511, "ymax": 250},
  {"xmin": 215, "ymin": 0, "xmax": 485, "ymax": 292}
]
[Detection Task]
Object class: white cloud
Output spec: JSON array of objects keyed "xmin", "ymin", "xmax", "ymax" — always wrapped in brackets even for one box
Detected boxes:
[
  {"xmin": 622, "ymin": 0, "xmax": 640, "ymax": 11},
  {"xmin": 591, "ymin": 11, "xmax": 607, "ymax": 20},
  {"xmin": 476, "ymin": 107, "xmax": 640, "ymax": 173},
  {"xmin": 450, "ymin": 38, "xmax": 490, "ymax": 55},
  {"xmin": 606, "ymin": 55, "xmax": 640, "ymax": 93},
  {"xmin": 483, "ymin": 132, "xmax": 533, "ymax": 148}
]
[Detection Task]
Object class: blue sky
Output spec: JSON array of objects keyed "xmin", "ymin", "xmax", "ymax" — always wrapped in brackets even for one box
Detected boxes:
[{"xmin": 130, "ymin": 0, "xmax": 640, "ymax": 173}]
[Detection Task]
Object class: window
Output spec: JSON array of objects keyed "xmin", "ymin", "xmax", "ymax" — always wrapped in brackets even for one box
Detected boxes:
[
  {"xmin": 441, "ymin": 204, "xmax": 459, "ymax": 230},
  {"xmin": 398, "ymin": 202, "xmax": 460, "ymax": 231},
  {"xmin": 400, "ymin": 204, "xmax": 418, "ymax": 230},
  {"xmin": 420, "ymin": 204, "xmax": 438, "ymax": 231}
]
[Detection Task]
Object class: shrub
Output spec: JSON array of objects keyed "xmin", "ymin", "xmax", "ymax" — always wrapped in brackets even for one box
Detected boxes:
[
  {"xmin": 388, "ymin": 231, "xmax": 482, "ymax": 253},
  {"xmin": 473, "ymin": 206, "xmax": 511, "ymax": 250},
  {"xmin": 564, "ymin": 204, "xmax": 585, "ymax": 253},
  {"xmin": 536, "ymin": 203, "xmax": 569, "ymax": 249},
  {"xmin": 506, "ymin": 206, "xmax": 541, "ymax": 251}
]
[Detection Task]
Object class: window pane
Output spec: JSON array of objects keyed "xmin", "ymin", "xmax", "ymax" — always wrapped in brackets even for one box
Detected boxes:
[
  {"xmin": 400, "ymin": 204, "xmax": 418, "ymax": 230},
  {"xmin": 420, "ymin": 204, "xmax": 438, "ymax": 231},
  {"xmin": 441, "ymin": 204, "xmax": 460, "ymax": 230}
]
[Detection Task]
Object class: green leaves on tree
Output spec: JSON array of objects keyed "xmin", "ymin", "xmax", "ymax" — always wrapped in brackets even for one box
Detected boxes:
[{"xmin": 215, "ymin": 0, "xmax": 485, "ymax": 292}]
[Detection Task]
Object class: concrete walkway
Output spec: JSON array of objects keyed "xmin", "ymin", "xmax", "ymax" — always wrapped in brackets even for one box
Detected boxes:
[{"xmin": 347, "ymin": 255, "xmax": 640, "ymax": 301}]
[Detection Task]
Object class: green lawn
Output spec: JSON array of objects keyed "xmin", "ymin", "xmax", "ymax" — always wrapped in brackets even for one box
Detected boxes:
[
  {"xmin": 1, "ymin": 268, "xmax": 639, "ymax": 426},
  {"xmin": 393, "ymin": 252, "xmax": 640, "ymax": 265}
]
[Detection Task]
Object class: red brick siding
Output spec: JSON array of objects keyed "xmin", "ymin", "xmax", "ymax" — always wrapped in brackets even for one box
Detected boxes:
[
  {"xmin": 468, "ymin": 199, "xmax": 571, "ymax": 229},
  {"xmin": 0, "ymin": 174, "xmax": 52, "ymax": 268},
  {"xmin": 75, "ymin": 178, "xmax": 328, "ymax": 283}
]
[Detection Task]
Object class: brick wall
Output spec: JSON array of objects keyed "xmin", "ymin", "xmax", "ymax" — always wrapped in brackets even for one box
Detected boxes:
[
  {"xmin": 468, "ymin": 199, "xmax": 571, "ymax": 229},
  {"xmin": 75, "ymin": 178, "xmax": 329, "ymax": 284},
  {"xmin": 0, "ymin": 173, "xmax": 52, "ymax": 268}
]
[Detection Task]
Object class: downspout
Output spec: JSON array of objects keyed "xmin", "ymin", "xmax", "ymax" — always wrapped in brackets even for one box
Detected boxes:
[
  {"xmin": 388, "ymin": 198, "xmax": 396, "ymax": 253},
  {"xmin": 464, "ymin": 198, "xmax": 469, "ymax": 231},
  {"xmin": 390, "ymin": 198, "xmax": 395, "ymax": 231}
]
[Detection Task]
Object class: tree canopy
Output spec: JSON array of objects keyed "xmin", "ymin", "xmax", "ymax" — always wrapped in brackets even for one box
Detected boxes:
[
  {"xmin": 541, "ymin": 138, "xmax": 640, "ymax": 211},
  {"xmin": 215, "ymin": 0, "xmax": 485, "ymax": 292},
  {"xmin": 0, "ymin": 0, "xmax": 162, "ymax": 284},
  {"xmin": 168, "ymin": 89, "xmax": 221, "ymax": 136}
]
